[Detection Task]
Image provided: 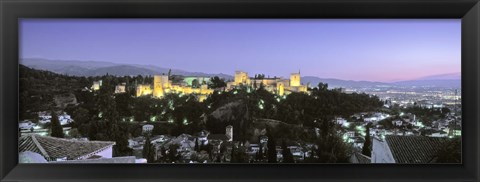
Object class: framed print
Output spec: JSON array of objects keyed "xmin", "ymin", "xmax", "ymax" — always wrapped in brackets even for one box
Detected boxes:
[{"xmin": 1, "ymin": 0, "xmax": 479, "ymax": 182}]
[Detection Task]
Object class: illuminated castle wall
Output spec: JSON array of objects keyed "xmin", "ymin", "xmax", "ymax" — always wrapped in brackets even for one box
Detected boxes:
[
  {"xmin": 136, "ymin": 84, "xmax": 152, "ymax": 97},
  {"xmin": 227, "ymin": 70, "xmax": 309, "ymax": 96},
  {"xmin": 234, "ymin": 71, "xmax": 250, "ymax": 85},
  {"xmin": 136, "ymin": 70, "xmax": 308, "ymax": 101},
  {"xmin": 137, "ymin": 74, "xmax": 214, "ymax": 102}
]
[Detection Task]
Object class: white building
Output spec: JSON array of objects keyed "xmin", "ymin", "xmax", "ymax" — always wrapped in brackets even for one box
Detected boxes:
[
  {"xmin": 19, "ymin": 120, "xmax": 36, "ymax": 130},
  {"xmin": 142, "ymin": 124, "xmax": 154, "ymax": 134},
  {"xmin": 115, "ymin": 83, "xmax": 127, "ymax": 94},
  {"xmin": 226, "ymin": 125, "xmax": 233, "ymax": 141},
  {"xmin": 37, "ymin": 111, "xmax": 73, "ymax": 125}
]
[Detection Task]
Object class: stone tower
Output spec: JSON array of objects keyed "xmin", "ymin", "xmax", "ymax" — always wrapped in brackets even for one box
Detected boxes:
[
  {"xmin": 290, "ymin": 72, "xmax": 301, "ymax": 87},
  {"xmin": 153, "ymin": 75, "xmax": 169, "ymax": 98}
]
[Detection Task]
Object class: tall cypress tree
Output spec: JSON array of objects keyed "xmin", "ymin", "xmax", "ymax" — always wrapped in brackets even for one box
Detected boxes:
[
  {"xmin": 194, "ymin": 138, "xmax": 199, "ymax": 152},
  {"xmin": 267, "ymin": 128, "xmax": 277, "ymax": 163},
  {"xmin": 50, "ymin": 111, "xmax": 64, "ymax": 138},
  {"xmin": 143, "ymin": 136, "xmax": 152, "ymax": 162},
  {"xmin": 230, "ymin": 145, "xmax": 236, "ymax": 163},
  {"xmin": 281, "ymin": 140, "xmax": 294, "ymax": 163},
  {"xmin": 362, "ymin": 124, "xmax": 372, "ymax": 157}
]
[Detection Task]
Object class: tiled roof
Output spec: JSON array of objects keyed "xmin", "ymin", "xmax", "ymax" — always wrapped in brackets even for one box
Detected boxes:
[
  {"xmin": 207, "ymin": 134, "xmax": 229, "ymax": 141},
  {"xmin": 353, "ymin": 152, "xmax": 371, "ymax": 164},
  {"xmin": 385, "ymin": 135, "xmax": 446, "ymax": 163},
  {"xmin": 50, "ymin": 156, "xmax": 136, "ymax": 163},
  {"xmin": 19, "ymin": 134, "xmax": 115, "ymax": 161}
]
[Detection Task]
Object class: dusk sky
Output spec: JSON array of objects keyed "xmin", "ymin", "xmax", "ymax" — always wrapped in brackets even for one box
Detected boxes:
[{"xmin": 20, "ymin": 19, "xmax": 461, "ymax": 82}]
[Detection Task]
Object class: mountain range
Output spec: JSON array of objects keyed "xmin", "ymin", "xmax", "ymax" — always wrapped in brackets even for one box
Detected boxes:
[
  {"xmin": 20, "ymin": 58, "xmax": 460, "ymax": 89},
  {"xmin": 21, "ymin": 58, "xmax": 233, "ymax": 79}
]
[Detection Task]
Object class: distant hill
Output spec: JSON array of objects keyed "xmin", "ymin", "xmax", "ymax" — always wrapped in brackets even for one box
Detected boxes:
[
  {"xmin": 21, "ymin": 58, "xmax": 233, "ymax": 79},
  {"xmin": 301, "ymin": 76, "xmax": 391, "ymax": 88},
  {"xmin": 415, "ymin": 73, "xmax": 460, "ymax": 80},
  {"xmin": 84, "ymin": 65, "xmax": 158, "ymax": 76},
  {"xmin": 21, "ymin": 58, "xmax": 119, "ymax": 71},
  {"xmin": 392, "ymin": 73, "xmax": 461, "ymax": 88},
  {"xmin": 392, "ymin": 79, "xmax": 460, "ymax": 88}
]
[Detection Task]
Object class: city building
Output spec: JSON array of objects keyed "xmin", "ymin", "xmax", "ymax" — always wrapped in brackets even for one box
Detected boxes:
[
  {"xmin": 142, "ymin": 124, "xmax": 154, "ymax": 134},
  {"xmin": 115, "ymin": 83, "xmax": 127, "ymax": 94},
  {"xmin": 91, "ymin": 80, "xmax": 102, "ymax": 91}
]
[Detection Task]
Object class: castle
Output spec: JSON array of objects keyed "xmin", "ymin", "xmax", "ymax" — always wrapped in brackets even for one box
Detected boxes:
[
  {"xmin": 226, "ymin": 71, "xmax": 308, "ymax": 96},
  {"xmin": 135, "ymin": 70, "xmax": 308, "ymax": 101},
  {"xmin": 136, "ymin": 75, "xmax": 214, "ymax": 102}
]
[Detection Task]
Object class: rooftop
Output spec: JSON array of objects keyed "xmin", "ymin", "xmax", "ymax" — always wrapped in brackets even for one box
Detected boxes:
[
  {"xmin": 353, "ymin": 152, "xmax": 371, "ymax": 164},
  {"xmin": 19, "ymin": 134, "xmax": 115, "ymax": 161},
  {"xmin": 207, "ymin": 134, "xmax": 229, "ymax": 141},
  {"xmin": 385, "ymin": 135, "xmax": 446, "ymax": 163}
]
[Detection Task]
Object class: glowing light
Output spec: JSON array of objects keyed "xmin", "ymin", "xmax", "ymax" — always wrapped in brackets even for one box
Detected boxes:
[
  {"xmin": 356, "ymin": 126, "xmax": 365, "ymax": 131},
  {"xmin": 183, "ymin": 118, "xmax": 188, "ymax": 125},
  {"xmin": 150, "ymin": 116, "xmax": 156, "ymax": 122},
  {"xmin": 233, "ymin": 91, "xmax": 238, "ymax": 94},
  {"xmin": 98, "ymin": 112, "xmax": 103, "ymax": 118},
  {"xmin": 400, "ymin": 112, "xmax": 404, "ymax": 116},
  {"xmin": 342, "ymin": 122, "xmax": 350, "ymax": 128},
  {"xmin": 276, "ymin": 98, "xmax": 281, "ymax": 102},
  {"xmin": 342, "ymin": 134, "xmax": 348, "ymax": 142},
  {"xmin": 454, "ymin": 130, "xmax": 461, "ymax": 136}
]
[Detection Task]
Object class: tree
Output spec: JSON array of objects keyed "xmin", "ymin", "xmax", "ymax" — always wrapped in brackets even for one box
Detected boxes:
[
  {"xmin": 208, "ymin": 76, "xmax": 227, "ymax": 89},
  {"xmin": 315, "ymin": 119, "xmax": 350, "ymax": 163},
  {"xmin": 256, "ymin": 144, "xmax": 264, "ymax": 162},
  {"xmin": 192, "ymin": 79, "xmax": 200, "ymax": 88},
  {"xmin": 142, "ymin": 136, "xmax": 156, "ymax": 163},
  {"xmin": 281, "ymin": 140, "xmax": 294, "ymax": 163},
  {"xmin": 362, "ymin": 124, "xmax": 372, "ymax": 157},
  {"xmin": 230, "ymin": 145, "xmax": 236, "ymax": 163},
  {"xmin": 68, "ymin": 128, "xmax": 81, "ymax": 138},
  {"xmin": 159, "ymin": 146, "xmax": 167, "ymax": 162},
  {"xmin": 318, "ymin": 82, "xmax": 328, "ymax": 91},
  {"xmin": 96, "ymin": 79, "xmax": 130, "ymax": 156},
  {"xmin": 194, "ymin": 138, "xmax": 200, "ymax": 152},
  {"xmin": 435, "ymin": 137, "xmax": 461, "ymax": 163},
  {"xmin": 167, "ymin": 144, "xmax": 180, "ymax": 163},
  {"xmin": 50, "ymin": 111, "xmax": 64, "ymax": 138},
  {"xmin": 72, "ymin": 107, "xmax": 90, "ymax": 135},
  {"xmin": 267, "ymin": 128, "xmax": 277, "ymax": 163}
]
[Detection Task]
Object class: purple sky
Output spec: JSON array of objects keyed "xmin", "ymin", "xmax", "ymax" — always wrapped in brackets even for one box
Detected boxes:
[{"xmin": 20, "ymin": 19, "xmax": 461, "ymax": 82}]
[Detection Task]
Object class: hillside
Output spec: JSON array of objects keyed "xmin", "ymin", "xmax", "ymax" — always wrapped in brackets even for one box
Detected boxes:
[{"xmin": 19, "ymin": 64, "xmax": 90, "ymax": 120}]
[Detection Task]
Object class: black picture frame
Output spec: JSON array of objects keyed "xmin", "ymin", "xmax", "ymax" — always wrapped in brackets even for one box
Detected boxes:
[{"xmin": 1, "ymin": 0, "xmax": 479, "ymax": 181}]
